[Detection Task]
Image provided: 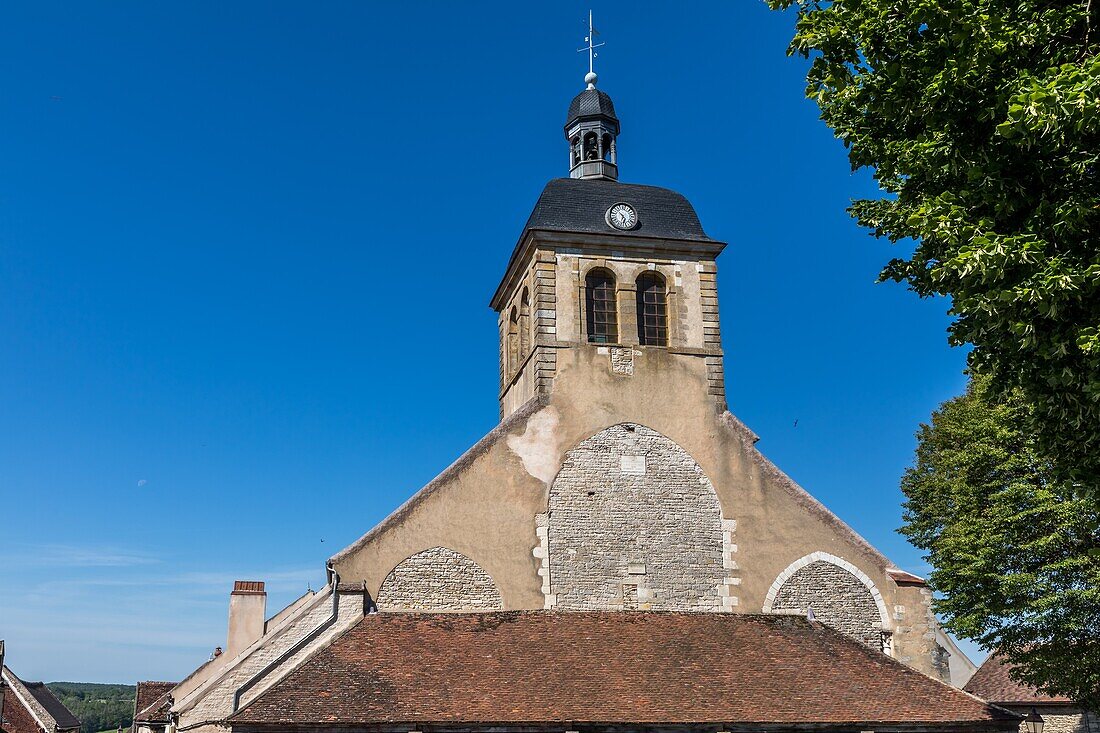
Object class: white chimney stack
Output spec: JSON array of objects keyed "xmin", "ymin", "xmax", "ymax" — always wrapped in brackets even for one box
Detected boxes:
[{"xmin": 225, "ymin": 580, "xmax": 266, "ymax": 658}]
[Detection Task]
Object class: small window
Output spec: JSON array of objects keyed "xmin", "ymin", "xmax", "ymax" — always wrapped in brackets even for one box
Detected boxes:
[
  {"xmin": 585, "ymin": 269, "xmax": 618, "ymax": 344},
  {"xmin": 636, "ymin": 272, "xmax": 668, "ymax": 346}
]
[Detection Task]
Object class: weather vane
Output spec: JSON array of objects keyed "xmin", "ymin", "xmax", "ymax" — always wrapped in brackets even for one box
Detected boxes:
[{"xmin": 578, "ymin": 10, "xmax": 604, "ymax": 88}]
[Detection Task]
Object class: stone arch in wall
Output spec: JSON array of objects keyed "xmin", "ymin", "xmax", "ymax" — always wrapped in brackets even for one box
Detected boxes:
[
  {"xmin": 376, "ymin": 546, "xmax": 503, "ymax": 611},
  {"xmin": 763, "ymin": 551, "xmax": 890, "ymax": 650},
  {"xmin": 546, "ymin": 423, "xmax": 730, "ymax": 611}
]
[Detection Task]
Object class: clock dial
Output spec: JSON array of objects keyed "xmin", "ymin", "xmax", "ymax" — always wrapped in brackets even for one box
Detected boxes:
[{"xmin": 607, "ymin": 203, "xmax": 637, "ymax": 230}]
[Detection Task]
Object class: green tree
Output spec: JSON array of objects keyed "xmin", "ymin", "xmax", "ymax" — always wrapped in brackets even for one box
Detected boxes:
[
  {"xmin": 765, "ymin": 0, "xmax": 1100, "ymax": 492},
  {"xmin": 46, "ymin": 683, "xmax": 136, "ymax": 733},
  {"xmin": 899, "ymin": 376, "xmax": 1100, "ymax": 707}
]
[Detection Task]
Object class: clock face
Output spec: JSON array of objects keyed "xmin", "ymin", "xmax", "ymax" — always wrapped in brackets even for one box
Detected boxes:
[{"xmin": 607, "ymin": 203, "xmax": 638, "ymax": 230}]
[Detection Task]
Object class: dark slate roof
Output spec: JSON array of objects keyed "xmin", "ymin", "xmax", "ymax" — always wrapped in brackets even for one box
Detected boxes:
[
  {"xmin": 22, "ymin": 682, "xmax": 81, "ymax": 730},
  {"xmin": 964, "ymin": 654, "xmax": 1074, "ymax": 705},
  {"xmin": 566, "ymin": 88, "xmax": 617, "ymax": 124},
  {"xmin": 491, "ymin": 178, "xmax": 723, "ymax": 308},
  {"xmin": 233, "ymin": 611, "xmax": 1016, "ymax": 729},
  {"xmin": 524, "ymin": 177, "xmax": 714, "ymax": 242},
  {"xmin": 133, "ymin": 682, "xmax": 176, "ymax": 723}
]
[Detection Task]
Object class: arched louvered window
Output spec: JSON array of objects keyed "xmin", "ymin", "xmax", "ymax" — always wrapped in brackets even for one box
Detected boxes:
[
  {"xmin": 585, "ymin": 269, "xmax": 618, "ymax": 344},
  {"xmin": 520, "ymin": 288, "xmax": 531, "ymax": 357},
  {"xmin": 583, "ymin": 132, "xmax": 599, "ymax": 161},
  {"xmin": 507, "ymin": 307, "xmax": 520, "ymax": 374},
  {"xmin": 636, "ymin": 272, "xmax": 668, "ymax": 346}
]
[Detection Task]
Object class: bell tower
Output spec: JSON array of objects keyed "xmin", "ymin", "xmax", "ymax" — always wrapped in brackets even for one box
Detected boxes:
[
  {"xmin": 567, "ymin": 14, "xmax": 619, "ymax": 181},
  {"xmin": 491, "ymin": 65, "xmax": 727, "ymax": 418},
  {"xmin": 566, "ymin": 73, "xmax": 619, "ymax": 181}
]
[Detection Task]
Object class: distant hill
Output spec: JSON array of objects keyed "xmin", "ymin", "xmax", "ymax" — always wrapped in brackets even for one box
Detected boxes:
[{"xmin": 46, "ymin": 683, "xmax": 135, "ymax": 733}]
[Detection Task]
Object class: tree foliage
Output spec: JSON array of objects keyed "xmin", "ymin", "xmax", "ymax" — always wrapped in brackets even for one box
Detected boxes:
[
  {"xmin": 46, "ymin": 682, "xmax": 135, "ymax": 733},
  {"xmin": 766, "ymin": 0, "xmax": 1100, "ymax": 491},
  {"xmin": 899, "ymin": 376, "xmax": 1100, "ymax": 708}
]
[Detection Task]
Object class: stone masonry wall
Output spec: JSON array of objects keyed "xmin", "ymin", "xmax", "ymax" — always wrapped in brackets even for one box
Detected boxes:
[
  {"xmin": 771, "ymin": 560, "xmax": 882, "ymax": 648},
  {"xmin": 547, "ymin": 423, "xmax": 727, "ymax": 610},
  {"xmin": 376, "ymin": 546, "xmax": 503, "ymax": 611},
  {"xmin": 1035, "ymin": 712, "xmax": 1098, "ymax": 733}
]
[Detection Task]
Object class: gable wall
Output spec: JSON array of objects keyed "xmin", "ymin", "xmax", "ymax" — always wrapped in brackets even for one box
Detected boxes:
[{"xmin": 331, "ymin": 338, "xmax": 949, "ymax": 679}]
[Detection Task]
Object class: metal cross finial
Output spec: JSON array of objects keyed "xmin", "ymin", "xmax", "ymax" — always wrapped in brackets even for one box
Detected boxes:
[{"xmin": 578, "ymin": 10, "xmax": 604, "ymax": 88}]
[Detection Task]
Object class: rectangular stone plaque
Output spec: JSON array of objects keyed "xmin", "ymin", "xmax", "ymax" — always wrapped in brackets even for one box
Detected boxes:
[{"xmin": 620, "ymin": 455, "xmax": 646, "ymax": 475}]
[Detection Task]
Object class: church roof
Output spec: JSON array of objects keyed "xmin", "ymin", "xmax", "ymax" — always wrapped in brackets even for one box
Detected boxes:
[
  {"xmin": 523, "ymin": 178, "xmax": 713, "ymax": 243},
  {"xmin": 964, "ymin": 653, "xmax": 1074, "ymax": 705},
  {"xmin": 232, "ymin": 611, "xmax": 1015, "ymax": 730}
]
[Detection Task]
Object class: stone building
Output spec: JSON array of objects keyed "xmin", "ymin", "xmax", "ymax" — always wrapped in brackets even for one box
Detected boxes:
[
  {"xmin": 145, "ymin": 71, "xmax": 1007, "ymax": 733},
  {"xmin": 0, "ymin": 644, "xmax": 81, "ymax": 733},
  {"xmin": 965, "ymin": 654, "xmax": 1097, "ymax": 733}
]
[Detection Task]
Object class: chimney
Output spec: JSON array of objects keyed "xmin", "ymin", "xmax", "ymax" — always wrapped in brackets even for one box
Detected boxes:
[{"xmin": 225, "ymin": 581, "xmax": 266, "ymax": 658}]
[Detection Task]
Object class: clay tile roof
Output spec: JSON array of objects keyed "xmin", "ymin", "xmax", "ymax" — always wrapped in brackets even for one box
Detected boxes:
[
  {"xmin": 133, "ymin": 682, "xmax": 177, "ymax": 723},
  {"xmin": 233, "ymin": 611, "xmax": 1016, "ymax": 729},
  {"xmin": 886, "ymin": 568, "xmax": 928, "ymax": 586},
  {"xmin": 21, "ymin": 682, "xmax": 81, "ymax": 731},
  {"xmin": 964, "ymin": 653, "xmax": 1073, "ymax": 705}
]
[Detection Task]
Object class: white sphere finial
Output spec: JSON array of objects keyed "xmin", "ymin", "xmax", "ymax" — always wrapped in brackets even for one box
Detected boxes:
[{"xmin": 585, "ymin": 71, "xmax": 598, "ymax": 89}]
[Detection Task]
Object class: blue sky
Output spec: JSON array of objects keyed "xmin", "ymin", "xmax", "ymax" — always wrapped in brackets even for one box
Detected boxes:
[{"xmin": 0, "ymin": 2, "xmax": 977, "ymax": 683}]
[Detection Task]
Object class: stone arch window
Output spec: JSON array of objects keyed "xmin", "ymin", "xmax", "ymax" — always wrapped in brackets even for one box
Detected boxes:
[
  {"xmin": 547, "ymin": 423, "xmax": 727, "ymax": 611},
  {"xmin": 636, "ymin": 272, "xmax": 668, "ymax": 346},
  {"xmin": 585, "ymin": 268, "xmax": 618, "ymax": 344},
  {"xmin": 507, "ymin": 307, "xmax": 520, "ymax": 374},
  {"xmin": 601, "ymin": 133, "xmax": 613, "ymax": 162},
  {"xmin": 763, "ymin": 552, "xmax": 890, "ymax": 651},
  {"xmin": 520, "ymin": 287, "xmax": 531, "ymax": 357},
  {"xmin": 376, "ymin": 546, "xmax": 504, "ymax": 611},
  {"xmin": 570, "ymin": 135, "xmax": 581, "ymax": 166}
]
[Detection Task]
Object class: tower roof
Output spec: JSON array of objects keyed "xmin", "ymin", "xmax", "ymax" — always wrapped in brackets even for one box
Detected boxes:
[
  {"xmin": 524, "ymin": 178, "xmax": 712, "ymax": 242},
  {"xmin": 565, "ymin": 87, "xmax": 617, "ymax": 128},
  {"xmin": 490, "ymin": 178, "xmax": 722, "ymax": 310}
]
